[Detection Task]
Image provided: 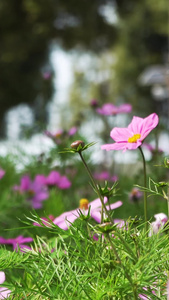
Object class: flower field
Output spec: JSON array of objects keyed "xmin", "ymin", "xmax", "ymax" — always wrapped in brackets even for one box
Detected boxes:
[{"xmin": 0, "ymin": 106, "xmax": 169, "ymax": 299}]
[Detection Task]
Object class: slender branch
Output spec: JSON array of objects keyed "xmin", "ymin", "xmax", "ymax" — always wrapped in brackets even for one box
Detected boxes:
[
  {"xmin": 138, "ymin": 146, "xmax": 148, "ymax": 232},
  {"xmin": 79, "ymin": 152, "xmax": 114, "ymax": 224}
]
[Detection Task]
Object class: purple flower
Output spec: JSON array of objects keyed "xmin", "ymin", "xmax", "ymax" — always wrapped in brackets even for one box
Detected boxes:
[
  {"xmin": 0, "ymin": 169, "xmax": 5, "ymax": 180},
  {"xmin": 45, "ymin": 171, "xmax": 71, "ymax": 189},
  {"xmin": 94, "ymin": 171, "xmax": 118, "ymax": 182},
  {"xmin": 14, "ymin": 175, "xmax": 49, "ymax": 209},
  {"xmin": 0, "ymin": 235, "xmax": 33, "ymax": 252},
  {"xmin": 53, "ymin": 197, "xmax": 123, "ymax": 230},
  {"xmin": 0, "ymin": 272, "xmax": 11, "ymax": 299},
  {"xmin": 57, "ymin": 176, "xmax": 71, "ymax": 189},
  {"xmin": 101, "ymin": 113, "xmax": 159, "ymax": 152},
  {"xmin": 45, "ymin": 171, "xmax": 61, "ymax": 186},
  {"xmin": 149, "ymin": 213, "xmax": 168, "ymax": 236},
  {"xmin": 96, "ymin": 103, "xmax": 132, "ymax": 116}
]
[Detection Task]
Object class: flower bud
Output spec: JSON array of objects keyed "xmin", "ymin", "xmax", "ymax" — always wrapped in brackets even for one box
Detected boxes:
[{"xmin": 71, "ymin": 140, "xmax": 85, "ymax": 150}]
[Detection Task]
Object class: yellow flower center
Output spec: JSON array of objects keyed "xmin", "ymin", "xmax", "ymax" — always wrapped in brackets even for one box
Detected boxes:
[
  {"xmin": 128, "ymin": 134, "xmax": 141, "ymax": 143},
  {"xmin": 79, "ymin": 198, "xmax": 89, "ymax": 210}
]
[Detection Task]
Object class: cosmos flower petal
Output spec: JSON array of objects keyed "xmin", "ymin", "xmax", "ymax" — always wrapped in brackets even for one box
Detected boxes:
[
  {"xmin": 101, "ymin": 113, "xmax": 159, "ymax": 152},
  {"xmin": 105, "ymin": 201, "xmax": 123, "ymax": 210},
  {"xmin": 89, "ymin": 197, "xmax": 107, "ymax": 210},
  {"xmin": 110, "ymin": 127, "xmax": 131, "ymax": 142},
  {"xmin": 0, "ymin": 273, "xmax": 5, "ymax": 285},
  {"xmin": 0, "ymin": 286, "xmax": 11, "ymax": 299},
  {"xmin": 128, "ymin": 113, "xmax": 159, "ymax": 140}
]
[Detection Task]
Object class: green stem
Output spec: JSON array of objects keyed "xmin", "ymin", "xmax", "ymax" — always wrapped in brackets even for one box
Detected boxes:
[
  {"xmin": 79, "ymin": 152, "xmax": 113, "ymax": 224},
  {"xmin": 138, "ymin": 146, "xmax": 148, "ymax": 232},
  {"xmin": 107, "ymin": 234, "xmax": 138, "ymax": 300},
  {"xmin": 167, "ymin": 186, "xmax": 169, "ymax": 218},
  {"xmin": 79, "ymin": 151, "xmax": 137, "ymax": 261}
]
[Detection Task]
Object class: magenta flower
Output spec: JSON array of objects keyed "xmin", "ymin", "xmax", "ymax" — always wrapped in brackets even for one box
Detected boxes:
[
  {"xmin": 101, "ymin": 113, "xmax": 159, "ymax": 152},
  {"xmin": 0, "ymin": 272, "xmax": 11, "ymax": 299},
  {"xmin": 53, "ymin": 198, "xmax": 123, "ymax": 230},
  {"xmin": 0, "ymin": 235, "xmax": 33, "ymax": 252},
  {"xmin": 96, "ymin": 103, "xmax": 132, "ymax": 116},
  {"xmin": 45, "ymin": 171, "xmax": 71, "ymax": 189},
  {"xmin": 14, "ymin": 175, "xmax": 49, "ymax": 209},
  {"xmin": 45, "ymin": 171, "xmax": 61, "ymax": 186},
  {"xmin": 57, "ymin": 176, "xmax": 71, "ymax": 189},
  {"xmin": 0, "ymin": 169, "xmax": 5, "ymax": 180}
]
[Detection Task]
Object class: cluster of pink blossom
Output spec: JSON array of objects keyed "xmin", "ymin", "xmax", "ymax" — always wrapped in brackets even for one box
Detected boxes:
[
  {"xmin": 14, "ymin": 171, "xmax": 71, "ymax": 209},
  {"xmin": 96, "ymin": 103, "xmax": 132, "ymax": 116},
  {"xmin": 94, "ymin": 171, "xmax": 118, "ymax": 182}
]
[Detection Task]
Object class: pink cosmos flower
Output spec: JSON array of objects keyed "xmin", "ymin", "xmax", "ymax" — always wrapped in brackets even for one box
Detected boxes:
[
  {"xmin": 0, "ymin": 271, "xmax": 11, "ymax": 299},
  {"xmin": 101, "ymin": 113, "xmax": 159, "ymax": 152},
  {"xmin": 53, "ymin": 198, "xmax": 123, "ymax": 230},
  {"xmin": 0, "ymin": 169, "xmax": 5, "ymax": 180},
  {"xmin": 96, "ymin": 103, "xmax": 132, "ymax": 116},
  {"xmin": 0, "ymin": 235, "xmax": 33, "ymax": 252},
  {"xmin": 149, "ymin": 213, "xmax": 168, "ymax": 236}
]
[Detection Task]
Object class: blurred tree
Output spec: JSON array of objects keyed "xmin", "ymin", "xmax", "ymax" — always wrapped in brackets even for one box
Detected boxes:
[
  {"xmin": 68, "ymin": 0, "xmax": 168, "ymax": 128},
  {"xmin": 0, "ymin": 0, "xmax": 117, "ymax": 137},
  {"xmin": 113, "ymin": 0, "xmax": 168, "ymax": 115}
]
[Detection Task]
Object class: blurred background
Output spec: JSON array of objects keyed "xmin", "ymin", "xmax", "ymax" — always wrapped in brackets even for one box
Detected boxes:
[
  {"xmin": 0, "ymin": 0, "xmax": 169, "ymax": 235},
  {"xmin": 0, "ymin": 0, "xmax": 168, "ymax": 161}
]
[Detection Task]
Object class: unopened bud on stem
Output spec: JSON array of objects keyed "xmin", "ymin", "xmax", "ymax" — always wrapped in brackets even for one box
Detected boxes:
[{"xmin": 71, "ymin": 140, "xmax": 85, "ymax": 150}]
